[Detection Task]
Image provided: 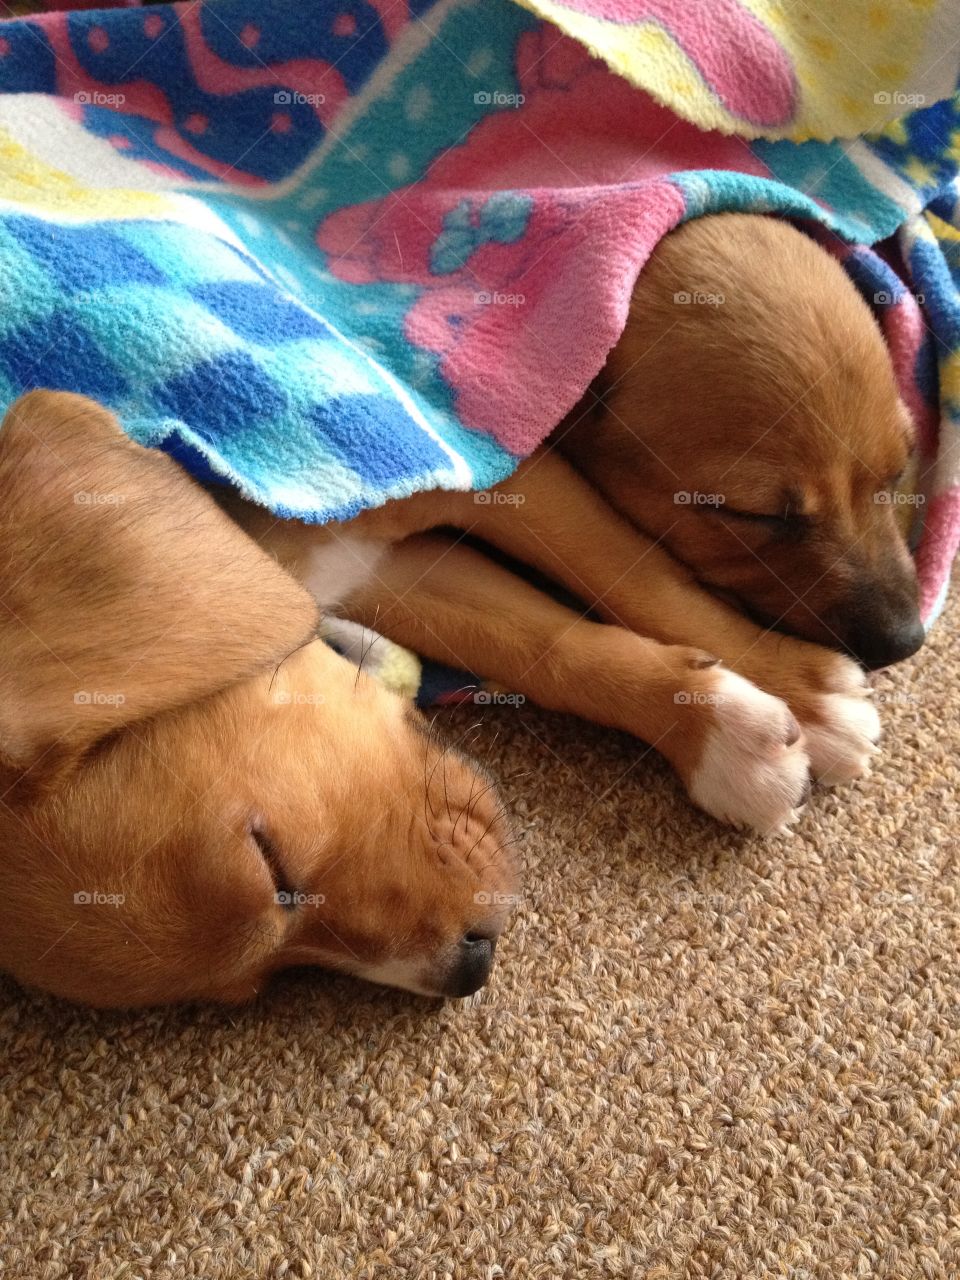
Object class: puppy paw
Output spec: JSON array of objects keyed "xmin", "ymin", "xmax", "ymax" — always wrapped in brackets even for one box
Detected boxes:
[
  {"xmin": 739, "ymin": 646, "xmax": 881, "ymax": 786},
  {"xmin": 791, "ymin": 654, "xmax": 880, "ymax": 784},
  {"xmin": 680, "ymin": 667, "xmax": 811, "ymax": 835}
]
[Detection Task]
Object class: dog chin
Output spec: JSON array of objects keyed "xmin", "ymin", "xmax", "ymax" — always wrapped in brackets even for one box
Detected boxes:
[{"xmin": 350, "ymin": 945, "xmax": 495, "ymax": 1000}]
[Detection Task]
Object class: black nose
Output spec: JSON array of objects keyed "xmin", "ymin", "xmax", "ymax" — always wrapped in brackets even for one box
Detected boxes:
[
  {"xmin": 444, "ymin": 933, "xmax": 496, "ymax": 998},
  {"xmin": 839, "ymin": 575, "xmax": 925, "ymax": 671},
  {"xmin": 846, "ymin": 614, "xmax": 925, "ymax": 670}
]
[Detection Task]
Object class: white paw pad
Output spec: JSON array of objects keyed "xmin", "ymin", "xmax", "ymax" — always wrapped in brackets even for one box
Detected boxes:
[
  {"xmin": 803, "ymin": 659, "xmax": 881, "ymax": 784},
  {"xmin": 686, "ymin": 668, "xmax": 811, "ymax": 835}
]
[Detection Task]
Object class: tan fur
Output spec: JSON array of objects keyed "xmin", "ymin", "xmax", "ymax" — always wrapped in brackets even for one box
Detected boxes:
[
  {"xmin": 0, "ymin": 215, "xmax": 921, "ymax": 1007},
  {"xmin": 0, "ymin": 394, "xmax": 515, "ymax": 1007},
  {"xmin": 251, "ymin": 220, "xmax": 919, "ymax": 813},
  {"xmin": 560, "ymin": 215, "xmax": 919, "ymax": 657}
]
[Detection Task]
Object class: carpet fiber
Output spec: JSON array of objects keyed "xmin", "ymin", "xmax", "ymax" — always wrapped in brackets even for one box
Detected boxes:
[{"xmin": 2, "ymin": 592, "xmax": 959, "ymax": 1279}]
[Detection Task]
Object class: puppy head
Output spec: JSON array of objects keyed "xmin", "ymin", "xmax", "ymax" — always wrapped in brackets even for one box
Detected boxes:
[
  {"xmin": 592, "ymin": 213, "xmax": 924, "ymax": 669},
  {"xmin": 0, "ymin": 392, "xmax": 516, "ymax": 1008}
]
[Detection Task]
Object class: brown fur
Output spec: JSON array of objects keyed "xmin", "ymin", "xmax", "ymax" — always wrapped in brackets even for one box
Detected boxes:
[
  {"xmin": 560, "ymin": 215, "xmax": 919, "ymax": 661},
  {"xmin": 0, "ymin": 394, "xmax": 515, "ymax": 1007},
  {"xmin": 0, "ymin": 215, "xmax": 922, "ymax": 1007},
  {"xmin": 252, "ymin": 220, "xmax": 920, "ymax": 811}
]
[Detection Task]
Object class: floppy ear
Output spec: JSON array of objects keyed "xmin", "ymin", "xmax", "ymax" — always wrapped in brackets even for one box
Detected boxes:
[{"xmin": 0, "ymin": 390, "xmax": 318, "ymax": 789}]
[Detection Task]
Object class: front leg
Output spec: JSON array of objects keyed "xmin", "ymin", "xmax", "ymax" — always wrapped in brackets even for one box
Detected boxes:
[
  {"xmin": 342, "ymin": 534, "xmax": 811, "ymax": 834},
  {"xmin": 450, "ymin": 451, "xmax": 881, "ymax": 783}
]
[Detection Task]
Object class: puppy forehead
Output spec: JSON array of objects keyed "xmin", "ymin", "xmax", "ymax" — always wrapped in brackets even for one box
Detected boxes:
[{"xmin": 770, "ymin": 392, "xmax": 911, "ymax": 483}]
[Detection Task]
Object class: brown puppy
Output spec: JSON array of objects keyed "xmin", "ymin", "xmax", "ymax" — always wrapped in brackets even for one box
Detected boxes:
[
  {"xmin": 243, "ymin": 216, "xmax": 918, "ymax": 833},
  {"xmin": 0, "ymin": 394, "xmax": 515, "ymax": 1007}
]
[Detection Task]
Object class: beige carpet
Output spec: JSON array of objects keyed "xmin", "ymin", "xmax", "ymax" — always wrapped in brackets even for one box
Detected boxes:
[{"xmin": 2, "ymin": 592, "xmax": 959, "ymax": 1279}]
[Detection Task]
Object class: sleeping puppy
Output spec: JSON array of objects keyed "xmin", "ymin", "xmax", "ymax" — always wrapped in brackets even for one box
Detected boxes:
[
  {"xmin": 0, "ymin": 397, "xmax": 516, "ymax": 1007},
  {"xmin": 241, "ymin": 215, "xmax": 921, "ymax": 835},
  {"xmin": 0, "ymin": 214, "xmax": 922, "ymax": 1007}
]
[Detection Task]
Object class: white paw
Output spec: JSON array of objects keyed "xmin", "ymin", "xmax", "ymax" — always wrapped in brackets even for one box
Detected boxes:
[
  {"xmin": 800, "ymin": 656, "xmax": 881, "ymax": 784},
  {"xmin": 686, "ymin": 668, "xmax": 811, "ymax": 835}
]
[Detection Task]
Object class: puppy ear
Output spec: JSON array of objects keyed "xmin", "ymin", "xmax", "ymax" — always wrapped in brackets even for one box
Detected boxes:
[{"xmin": 0, "ymin": 391, "xmax": 318, "ymax": 787}]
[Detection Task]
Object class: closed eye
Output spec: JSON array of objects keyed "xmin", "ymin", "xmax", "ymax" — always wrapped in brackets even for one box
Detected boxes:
[
  {"xmin": 715, "ymin": 507, "xmax": 811, "ymax": 528},
  {"xmin": 249, "ymin": 823, "xmax": 297, "ymax": 908},
  {"xmin": 720, "ymin": 508, "xmax": 788, "ymax": 523},
  {"xmin": 880, "ymin": 440, "xmax": 914, "ymax": 491}
]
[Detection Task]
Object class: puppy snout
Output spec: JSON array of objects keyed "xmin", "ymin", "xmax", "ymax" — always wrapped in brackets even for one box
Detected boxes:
[
  {"xmin": 842, "ymin": 586, "xmax": 925, "ymax": 670},
  {"xmin": 443, "ymin": 931, "xmax": 497, "ymax": 998}
]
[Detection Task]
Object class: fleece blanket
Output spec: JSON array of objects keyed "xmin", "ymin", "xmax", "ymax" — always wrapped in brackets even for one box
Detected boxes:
[{"xmin": 0, "ymin": 0, "xmax": 958, "ymax": 679}]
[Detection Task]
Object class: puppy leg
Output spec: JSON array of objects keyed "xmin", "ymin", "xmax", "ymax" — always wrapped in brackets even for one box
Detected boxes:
[
  {"xmin": 235, "ymin": 450, "xmax": 876, "ymax": 786},
  {"xmin": 343, "ymin": 534, "xmax": 811, "ymax": 833},
  {"xmin": 446, "ymin": 451, "xmax": 880, "ymax": 784}
]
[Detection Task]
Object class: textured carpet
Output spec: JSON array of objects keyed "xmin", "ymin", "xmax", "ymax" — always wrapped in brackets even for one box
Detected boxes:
[{"xmin": 2, "ymin": 591, "xmax": 959, "ymax": 1280}]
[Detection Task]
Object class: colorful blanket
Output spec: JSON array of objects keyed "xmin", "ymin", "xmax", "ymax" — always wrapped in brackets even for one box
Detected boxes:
[{"xmin": 0, "ymin": 0, "xmax": 957, "ymax": 645}]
